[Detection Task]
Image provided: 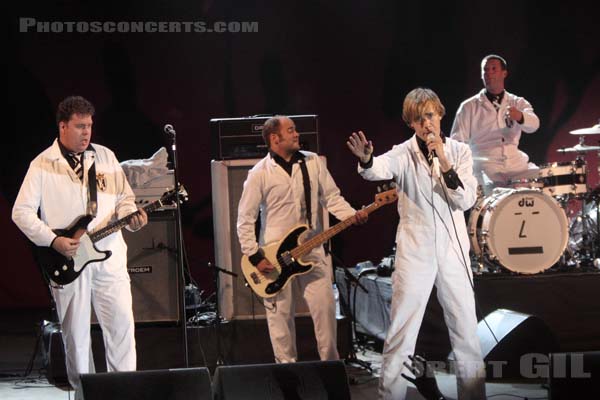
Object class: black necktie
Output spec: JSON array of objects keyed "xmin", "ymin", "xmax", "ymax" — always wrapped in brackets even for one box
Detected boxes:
[{"xmin": 68, "ymin": 153, "xmax": 83, "ymax": 181}]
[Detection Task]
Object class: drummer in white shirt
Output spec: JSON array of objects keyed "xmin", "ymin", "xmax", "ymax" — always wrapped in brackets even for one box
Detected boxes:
[{"xmin": 451, "ymin": 54, "xmax": 540, "ymax": 191}]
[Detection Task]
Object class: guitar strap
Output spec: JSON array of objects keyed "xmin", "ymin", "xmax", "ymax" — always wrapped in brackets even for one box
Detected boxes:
[
  {"xmin": 87, "ymin": 159, "xmax": 98, "ymax": 218},
  {"xmin": 298, "ymin": 158, "xmax": 312, "ymax": 229}
]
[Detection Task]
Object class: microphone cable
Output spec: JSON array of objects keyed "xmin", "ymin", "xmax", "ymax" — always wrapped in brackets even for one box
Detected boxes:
[{"xmin": 436, "ymin": 170, "xmax": 500, "ymax": 346}]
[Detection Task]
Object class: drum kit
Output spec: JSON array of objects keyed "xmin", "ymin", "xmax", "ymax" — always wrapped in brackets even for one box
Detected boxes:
[{"xmin": 469, "ymin": 122, "xmax": 600, "ymax": 274}]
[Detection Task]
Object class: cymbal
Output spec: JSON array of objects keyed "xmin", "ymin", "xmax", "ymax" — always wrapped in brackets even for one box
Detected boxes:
[
  {"xmin": 570, "ymin": 124, "xmax": 600, "ymax": 135},
  {"xmin": 557, "ymin": 143, "xmax": 600, "ymax": 153},
  {"xmin": 472, "ymin": 156, "xmax": 489, "ymax": 161}
]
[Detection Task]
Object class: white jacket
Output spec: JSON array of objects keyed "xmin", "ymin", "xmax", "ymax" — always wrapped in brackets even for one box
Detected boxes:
[
  {"xmin": 237, "ymin": 151, "xmax": 356, "ymax": 258},
  {"xmin": 451, "ymin": 89, "xmax": 540, "ymax": 182},
  {"xmin": 12, "ymin": 140, "xmax": 137, "ymax": 261},
  {"xmin": 358, "ymin": 135, "xmax": 478, "ymax": 263}
]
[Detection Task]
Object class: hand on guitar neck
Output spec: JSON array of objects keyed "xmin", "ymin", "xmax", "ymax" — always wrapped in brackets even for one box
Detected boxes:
[
  {"xmin": 126, "ymin": 207, "xmax": 148, "ymax": 232},
  {"xmin": 50, "ymin": 207, "xmax": 148, "ymax": 259},
  {"xmin": 353, "ymin": 209, "xmax": 369, "ymax": 225}
]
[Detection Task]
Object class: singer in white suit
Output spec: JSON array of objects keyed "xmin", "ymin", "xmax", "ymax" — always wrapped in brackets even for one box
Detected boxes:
[{"xmin": 347, "ymin": 88, "xmax": 486, "ymax": 400}]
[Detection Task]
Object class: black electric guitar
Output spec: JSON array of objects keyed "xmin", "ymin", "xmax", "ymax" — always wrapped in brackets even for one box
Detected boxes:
[
  {"xmin": 241, "ymin": 187, "xmax": 398, "ymax": 298},
  {"xmin": 35, "ymin": 186, "xmax": 187, "ymax": 285}
]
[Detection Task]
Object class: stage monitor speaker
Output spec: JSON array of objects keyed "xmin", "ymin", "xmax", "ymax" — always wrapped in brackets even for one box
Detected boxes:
[
  {"xmin": 549, "ymin": 351, "xmax": 600, "ymax": 399},
  {"xmin": 211, "ymin": 158, "xmax": 330, "ymax": 320},
  {"xmin": 92, "ymin": 211, "xmax": 180, "ymax": 324},
  {"xmin": 212, "ymin": 360, "xmax": 350, "ymax": 400},
  {"xmin": 80, "ymin": 367, "xmax": 211, "ymax": 400},
  {"xmin": 41, "ymin": 321, "xmax": 68, "ymax": 385},
  {"xmin": 472, "ymin": 309, "xmax": 559, "ymax": 379}
]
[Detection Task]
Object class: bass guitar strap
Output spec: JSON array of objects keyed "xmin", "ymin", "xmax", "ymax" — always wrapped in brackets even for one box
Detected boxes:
[{"xmin": 298, "ymin": 158, "xmax": 312, "ymax": 229}]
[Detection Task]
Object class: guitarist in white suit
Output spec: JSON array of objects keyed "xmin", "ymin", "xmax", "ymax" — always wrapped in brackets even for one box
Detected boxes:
[
  {"xmin": 237, "ymin": 116, "xmax": 368, "ymax": 363},
  {"xmin": 12, "ymin": 96, "xmax": 147, "ymax": 399}
]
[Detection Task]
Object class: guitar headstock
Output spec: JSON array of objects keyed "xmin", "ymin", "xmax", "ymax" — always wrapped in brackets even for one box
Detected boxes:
[
  {"xmin": 374, "ymin": 182, "xmax": 398, "ymax": 205},
  {"xmin": 161, "ymin": 185, "xmax": 189, "ymax": 206}
]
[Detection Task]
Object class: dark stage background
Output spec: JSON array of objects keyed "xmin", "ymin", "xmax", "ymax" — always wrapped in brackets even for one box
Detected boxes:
[{"xmin": 3, "ymin": 1, "xmax": 599, "ymax": 309}]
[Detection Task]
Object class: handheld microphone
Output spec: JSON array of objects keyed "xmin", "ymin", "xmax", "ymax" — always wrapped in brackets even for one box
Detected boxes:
[
  {"xmin": 164, "ymin": 124, "xmax": 176, "ymax": 136},
  {"xmin": 427, "ymin": 132, "xmax": 437, "ymax": 159}
]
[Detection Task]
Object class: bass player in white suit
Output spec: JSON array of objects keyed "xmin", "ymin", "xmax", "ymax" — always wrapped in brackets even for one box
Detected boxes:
[
  {"xmin": 347, "ymin": 88, "xmax": 486, "ymax": 400},
  {"xmin": 12, "ymin": 96, "xmax": 147, "ymax": 399},
  {"xmin": 237, "ymin": 115, "xmax": 368, "ymax": 363}
]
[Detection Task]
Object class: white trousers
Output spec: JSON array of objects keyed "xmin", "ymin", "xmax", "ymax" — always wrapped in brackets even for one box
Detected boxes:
[
  {"xmin": 379, "ymin": 247, "xmax": 486, "ymax": 400},
  {"xmin": 263, "ymin": 256, "xmax": 338, "ymax": 363},
  {"xmin": 51, "ymin": 259, "xmax": 136, "ymax": 394}
]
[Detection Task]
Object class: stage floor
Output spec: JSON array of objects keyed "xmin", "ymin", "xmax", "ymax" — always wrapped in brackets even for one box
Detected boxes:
[
  {"xmin": 336, "ymin": 268, "xmax": 600, "ymax": 361},
  {"xmin": 0, "ymin": 308, "xmax": 552, "ymax": 400}
]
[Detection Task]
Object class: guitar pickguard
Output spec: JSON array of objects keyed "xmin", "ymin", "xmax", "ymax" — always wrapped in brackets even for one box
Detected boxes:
[{"xmin": 264, "ymin": 226, "xmax": 313, "ymax": 295}]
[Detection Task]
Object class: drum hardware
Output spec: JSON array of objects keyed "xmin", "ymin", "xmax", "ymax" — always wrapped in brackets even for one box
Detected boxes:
[{"xmin": 567, "ymin": 191, "xmax": 600, "ymax": 268}]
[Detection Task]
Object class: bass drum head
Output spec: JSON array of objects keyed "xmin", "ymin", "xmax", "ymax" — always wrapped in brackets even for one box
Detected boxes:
[{"xmin": 486, "ymin": 189, "xmax": 568, "ymax": 273}]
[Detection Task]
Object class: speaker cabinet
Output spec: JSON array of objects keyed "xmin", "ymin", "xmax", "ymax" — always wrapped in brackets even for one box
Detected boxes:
[
  {"xmin": 41, "ymin": 321, "xmax": 68, "ymax": 385},
  {"xmin": 92, "ymin": 211, "xmax": 180, "ymax": 324},
  {"xmin": 210, "ymin": 114, "xmax": 319, "ymax": 160},
  {"xmin": 211, "ymin": 158, "xmax": 330, "ymax": 320},
  {"xmin": 212, "ymin": 360, "xmax": 350, "ymax": 400},
  {"xmin": 124, "ymin": 211, "xmax": 179, "ymax": 324},
  {"xmin": 549, "ymin": 351, "xmax": 600, "ymax": 399},
  {"xmin": 476, "ymin": 309, "xmax": 559, "ymax": 379},
  {"xmin": 80, "ymin": 367, "xmax": 211, "ymax": 400}
]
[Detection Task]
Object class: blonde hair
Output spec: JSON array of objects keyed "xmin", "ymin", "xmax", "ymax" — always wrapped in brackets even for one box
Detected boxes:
[{"xmin": 402, "ymin": 88, "xmax": 445, "ymax": 126}]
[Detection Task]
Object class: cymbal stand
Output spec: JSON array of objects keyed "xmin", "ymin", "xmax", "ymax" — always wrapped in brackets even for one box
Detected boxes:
[
  {"xmin": 591, "ymin": 191, "xmax": 600, "ymax": 263},
  {"xmin": 570, "ymin": 194, "xmax": 598, "ymax": 267}
]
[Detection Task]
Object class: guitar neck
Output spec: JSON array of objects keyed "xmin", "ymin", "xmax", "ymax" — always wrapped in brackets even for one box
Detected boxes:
[
  {"xmin": 291, "ymin": 200, "xmax": 381, "ymax": 259},
  {"xmin": 89, "ymin": 200, "xmax": 163, "ymax": 243}
]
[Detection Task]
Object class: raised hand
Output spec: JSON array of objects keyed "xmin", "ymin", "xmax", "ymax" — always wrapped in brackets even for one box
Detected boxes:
[{"xmin": 347, "ymin": 131, "xmax": 374, "ymax": 163}]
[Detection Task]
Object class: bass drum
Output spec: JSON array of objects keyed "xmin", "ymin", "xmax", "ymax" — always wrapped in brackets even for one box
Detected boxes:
[{"xmin": 469, "ymin": 188, "xmax": 569, "ymax": 274}]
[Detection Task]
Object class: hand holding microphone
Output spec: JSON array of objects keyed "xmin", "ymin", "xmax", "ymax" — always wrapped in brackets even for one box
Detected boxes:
[
  {"xmin": 426, "ymin": 131, "xmax": 451, "ymax": 172},
  {"xmin": 426, "ymin": 132, "xmax": 440, "ymax": 161}
]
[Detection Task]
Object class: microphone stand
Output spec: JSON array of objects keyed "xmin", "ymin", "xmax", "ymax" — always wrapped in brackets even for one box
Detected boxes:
[
  {"xmin": 166, "ymin": 126, "xmax": 189, "ymax": 367},
  {"xmin": 207, "ymin": 262, "xmax": 237, "ymax": 366}
]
